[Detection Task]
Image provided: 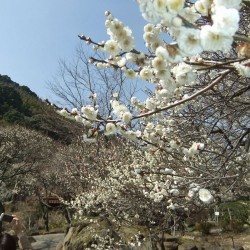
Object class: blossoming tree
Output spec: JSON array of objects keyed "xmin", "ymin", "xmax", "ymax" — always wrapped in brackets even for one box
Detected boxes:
[
  {"xmin": 58, "ymin": 0, "xmax": 250, "ymax": 239},
  {"xmin": 49, "ymin": 45, "xmax": 139, "ymax": 119},
  {"xmin": 0, "ymin": 125, "xmax": 56, "ymax": 214}
]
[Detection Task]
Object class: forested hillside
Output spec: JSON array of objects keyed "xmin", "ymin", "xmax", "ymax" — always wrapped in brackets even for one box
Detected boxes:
[{"xmin": 0, "ymin": 74, "xmax": 83, "ymax": 143}]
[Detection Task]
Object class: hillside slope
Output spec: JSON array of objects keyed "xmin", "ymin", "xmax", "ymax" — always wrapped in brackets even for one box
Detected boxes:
[{"xmin": 0, "ymin": 74, "xmax": 83, "ymax": 143}]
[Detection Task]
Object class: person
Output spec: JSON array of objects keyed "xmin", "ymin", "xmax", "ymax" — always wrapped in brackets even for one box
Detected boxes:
[
  {"xmin": 0, "ymin": 233, "xmax": 16, "ymax": 250},
  {"xmin": 0, "ymin": 215, "xmax": 33, "ymax": 250}
]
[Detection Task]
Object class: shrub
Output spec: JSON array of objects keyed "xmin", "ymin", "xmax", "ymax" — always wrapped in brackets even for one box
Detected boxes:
[{"xmin": 219, "ymin": 201, "xmax": 250, "ymax": 232}]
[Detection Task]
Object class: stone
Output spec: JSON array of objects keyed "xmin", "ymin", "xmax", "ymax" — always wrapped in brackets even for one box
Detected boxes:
[
  {"xmin": 163, "ymin": 241, "xmax": 178, "ymax": 249},
  {"xmin": 178, "ymin": 243, "xmax": 198, "ymax": 250},
  {"xmin": 200, "ymin": 242, "xmax": 221, "ymax": 249},
  {"xmin": 56, "ymin": 241, "xmax": 63, "ymax": 250},
  {"xmin": 181, "ymin": 235, "xmax": 195, "ymax": 241}
]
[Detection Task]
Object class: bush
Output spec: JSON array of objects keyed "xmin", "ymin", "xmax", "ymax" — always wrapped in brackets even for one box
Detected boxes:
[
  {"xmin": 219, "ymin": 201, "xmax": 250, "ymax": 232},
  {"xmin": 3, "ymin": 110, "xmax": 25, "ymax": 124},
  {"xmin": 200, "ymin": 222, "xmax": 214, "ymax": 235}
]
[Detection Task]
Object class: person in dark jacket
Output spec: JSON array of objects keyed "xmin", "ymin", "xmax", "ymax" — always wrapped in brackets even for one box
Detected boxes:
[
  {"xmin": 0, "ymin": 214, "xmax": 33, "ymax": 250},
  {"xmin": 0, "ymin": 233, "xmax": 16, "ymax": 250}
]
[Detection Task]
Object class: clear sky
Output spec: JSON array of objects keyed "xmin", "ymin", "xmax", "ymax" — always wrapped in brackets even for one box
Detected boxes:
[{"xmin": 0, "ymin": 0, "xmax": 147, "ymax": 102}]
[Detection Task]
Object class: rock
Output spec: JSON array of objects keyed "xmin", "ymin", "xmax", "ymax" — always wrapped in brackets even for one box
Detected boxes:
[
  {"xmin": 59, "ymin": 217, "xmax": 152, "ymax": 250},
  {"xmin": 200, "ymin": 241, "xmax": 221, "ymax": 249},
  {"xmin": 56, "ymin": 241, "xmax": 63, "ymax": 250},
  {"xmin": 60, "ymin": 227, "xmax": 74, "ymax": 249},
  {"xmin": 231, "ymin": 246, "xmax": 244, "ymax": 250},
  {"xmin": 162, "ymin": 241, "xmax": 178, "ymax": 249},
  {"xmin": 181, "ymin": 235, "xmax": 195, "ymax": 241},
  {"xmin": 209, "ymin": 228, "xmax": 223, "ymax": 234},
  {"xmin": 178, "ymin": 244, "xmax": 198, "ymax": 250}
]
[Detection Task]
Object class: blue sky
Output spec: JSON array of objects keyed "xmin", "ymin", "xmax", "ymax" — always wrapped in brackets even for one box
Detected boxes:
[{"xmin": 0, "ymin": 0, "xmax": 147, "ymax": 102}]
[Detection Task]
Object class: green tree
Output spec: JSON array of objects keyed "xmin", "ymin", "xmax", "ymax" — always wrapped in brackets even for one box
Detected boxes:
[{"xmin": 0, "ymin": 85, "xmax": 23, "ymax": 116}]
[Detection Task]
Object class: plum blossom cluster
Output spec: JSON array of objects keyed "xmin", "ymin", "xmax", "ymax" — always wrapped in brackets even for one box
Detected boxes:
[
  {"xmin": 75, "ymin": 1, "xmax": 249, "ymax": 145},
  {"xmin": 138, "ymin": 0, "xmax": 240, "ymax": 54},
  {"xmin": 91, "ymin": 12, "xmax": 135, "ymax": 59},
  {"xmin": 57, "ymin": 0, "xmax": 250, "ymax": 222},
  {"xmin": 69, "ymin": 141, "xmax": 222, "ymax": 233}
]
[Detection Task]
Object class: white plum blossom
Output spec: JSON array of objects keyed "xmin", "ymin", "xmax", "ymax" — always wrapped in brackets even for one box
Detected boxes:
[
  {"xmin": 233, "ymin": 61, "xmax": 250, "ymax": 77},
  {"xmin": 144, "ymin": 23, "xmax": 155, "ymax": 33},
  {"xmin": 194, "ymin": 0, "xmax": 211, "ymax": 16},
  {"xmin": 110, "ymin": 100, "xmax": 120, "ymax": 109},
  {"xmin": 143, "ymin": 31, "xmax": 158, "ymax": 43},
  {"xmin": 82, "ymin": 134, "xmax": 97, "ymax": 143},
  {"xmin": 171, "ymin": 16, "xmax": 183, "ymax": 27},
  {"xmin": 152, "ymin": 56, "xmax": 167, "ymax": 70},
  {"xmin": 82, "ymin": 119, "xmax": 92, "ymax": 127},
  {"xmin": 131, "ymin": 96, "xmax": 139, "ymax": 105},
  {"xmin": 117, "ymin": 57, "xmax": 126, "ymax": 67},
  {"xmin": 198, "ymin": 188, "xmax": 214, "ymax": 204},
  {"xmin": 156, "ymin": 46, "xmax": 170, "ymax": 59},
  {"xmin": 189, "ymin": 183, "xmax": 201, "ymax": 192},
  {"xmin": 155, "ymin": 69, "xmax": 171, "ymax": 80},
  {"xmin": 200, "ymin": 25, "xmax": 233, "ymax": 52},
  {"xmin": 108, "ymin": 19, "xmax": 124, "ymax": 36},
  {"xmin": 185, "ymin": 167, "xmax": 194, "ymax": 175},
  {"xmin": 155, "ymin": 45, "xmax": 183, "ymax": 63},
  {"xmin": 105, "ymin": 123, "xmax": 117, "ymax": 135},
  {"xmin": 167, "ymin": 203, "xmax": 176, "ymax": 210},
  {"xmin": 146, "ymin": 122, "xmax": 154, "ymax": 130},
  {"xmin": 96, "ymin": 62, "xmax": 107, "ymax": 69},
  {"xmin": 164, "ymin": 168, "xmax": 174, "ymax": 174},
  {"xmin": 188, "ymin": 142, "xmax": 199, "ymax": 156},
  {"xmin": 150, "ymin": 39, "xmax": 165, "ymax": 51},
  {"xmin": 169, "ymin": 140, "xmax": 178, "ymax": 149},
  {"xmin": 154, "ymin": 0, "xmax": 168, "ymax": 13},
  {"xmin": 104, "ymin": 39, "xmax": 120, "ymax": 56},
  {"xmin": 118, "ymin": 34, "xmax": 135, "ymax": 52},
  {"xmin": 125, "ymin": 52, "xmax": 138, "ymax": 62},
  {"xmin": 176, "ymin": 28, "xmax": 203, "ymax": 56},
  {"xmin": 146, "ymin": 98, "xmax": 157, "ymax": 110},
  {"xmin": 138, "ymin": 0, "xmax": 161, "ymax": 23},
  {"xmin": 170, "ymin": 189, "xmax": 180, "ymax": 196},
  {"xmin": 59, "ymin": 108, "xmax": 69, "ymax": 116},
  {"xmin": 81, "ymin": 106, "xmax": 98, "ymax": 120},
  {"xmin": 135, "ymin": 130, "xmax": 142, "ymax": 137},
  {"xmin": 122, "ymin": 112, "xmax": 133, "ymax": 124},
  {"xmin": 180, "ymin": 7, "xmax": 201, "ymax": 23},
  {"xmin": 124, "ymin": 130, "xmax": 137, "ymax": 140},
  {"xmin": 214, "ymin": 0, "xmax": 242, "ymax": 9},
  {"xmin": 157, "ymin": 88, "xmax": 170, "ymax": 98},
  {"xmin": 184, "ymin": 142, "xmax": 203, "ymax": 157},
  {"xmin": 104, "ymin": 19, "xmax": 135, "ymax": 52},
  {"xmin": 71, "ymin": 108, "xmax": 79, "ymax": 115},
  {"xmin": 125, "ymin": 69, "xmax": 136, "ymax": 78},
  {"xmin": 197, "ymin": 143, "xmax": 205, "ymax": 150},
  {"xmin": 167, "ymin": 0, "xmax": 185, "ymax": 13},
  {"xmin": 188, "ymin": 189, "xmax": 196, "ymax": 198},
  {"xmin": 171, "ymin": 63, "xmax": 196, "ymax": 86},
  {"xmin": 111, "ymin": 100, "xmax": 129, "ymax": 117},
  {"xmin": 139, "ymin": 67, "xmax": 153, "ymax": 80},
  {"xmin": 114, "ymin": 104, "xmax": 128, "ymax": 117},
  {"xmin": 75, "ymin": 115, "xmax": 83, "ymax": 123},
  {"xmin": 212, "ymin": 7, "xmax": 239, "ymax": 36}
]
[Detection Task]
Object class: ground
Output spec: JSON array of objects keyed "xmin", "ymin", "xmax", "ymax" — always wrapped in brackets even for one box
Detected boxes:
[{"xmin": 180, "ymin": 232, "xmax": 250, "ymax": 250}]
